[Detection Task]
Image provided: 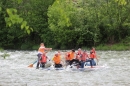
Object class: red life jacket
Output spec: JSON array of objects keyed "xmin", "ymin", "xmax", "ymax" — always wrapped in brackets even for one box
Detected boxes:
[
  {"xmin": 90, "ymin": 53, "xmax": 95, "ymax": 59},
  {"xmin": 81, "ymin": 53, "xmax": 86, "ymax": 61},
  {"xmin": 40, "ymin": 55, "xmax": 47, "ymax": 63}
]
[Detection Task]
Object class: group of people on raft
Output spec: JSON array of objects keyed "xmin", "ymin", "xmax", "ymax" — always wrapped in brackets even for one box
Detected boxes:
[{"xmin": 36, "ymin": 43, "xmax": 98, "ymax": 69}]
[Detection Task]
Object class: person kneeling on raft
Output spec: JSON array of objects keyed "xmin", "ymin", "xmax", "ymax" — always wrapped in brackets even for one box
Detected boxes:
[
  {"xmin": 40, "ymin": 52, "xmax": 50, "ymax": 68},
  {"xmin": 53, "ymin": 53, "xmax": 62, "ymax": 68}
]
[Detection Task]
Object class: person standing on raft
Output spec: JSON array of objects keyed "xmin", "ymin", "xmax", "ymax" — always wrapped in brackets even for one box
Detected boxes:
[{"xmin": 36, "ymin": 43, "xmax": 52, "ymax": 69}]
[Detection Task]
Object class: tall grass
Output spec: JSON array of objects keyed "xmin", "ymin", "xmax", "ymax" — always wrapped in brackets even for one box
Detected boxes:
[{"xmin": 96, "ymin": 43, "xmax": 130, "ymax": 51}]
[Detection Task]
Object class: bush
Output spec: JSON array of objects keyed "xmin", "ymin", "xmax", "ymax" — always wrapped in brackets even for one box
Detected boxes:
[
  {"xmin": 0, "ymin": 47, "xmax": 4, "ymax": 51},
  {"xmin": 32, "ymin": 45, "xmax": 39, "ymax": 50},
  {"xmin": 20, "ymin": 43, "xmax": 33, "ymax": 50},
  {"xmin": 96, "ymin": 43, "xmax": 130, "ymax": 51}
]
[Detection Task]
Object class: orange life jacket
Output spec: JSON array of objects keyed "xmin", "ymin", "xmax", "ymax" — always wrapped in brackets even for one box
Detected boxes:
[
  {"xmin": 70, "ymin": 52, "xmax": 75, "ymax": 60},
  {"xmin": 38, "ymin": 46, "xmax": 45, "ymax": 54},
  {"xmin": 53, "ymin": 55, "xmax": 61, "ymax": 64},
  {"xmin": 67, "ymin": 52, "xmax": 75, "ymax": 60}
]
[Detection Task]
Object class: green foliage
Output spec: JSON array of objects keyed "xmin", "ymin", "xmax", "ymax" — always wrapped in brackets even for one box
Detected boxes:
[
  {"xmin": 115, "ymin": 0, "xmax": 127, "ymax": 5},
  {"xmin": 0, "ymin": 7, "xmax": 1, "ymax": 11},
  {"xmin": 96, "ymin": 43, "xmax": 130, "ymax": 51},
  {"xmin": 48, "ymin": 0, "xmax": 75, "ymax": 31},
  {"xmin": 21, "ymin": 42, "xmax": 33, "ymax": 50},
  {"xmin": 48, "ymin": 0, "xmax": 103, "ymax": 48},
  {"xmin": 32, "ymin": 45, "xmax": 39, "ymax": 50},
  {"xmin": 0, "ymin": 48, "xmax": 4, "ymax": 51},
  {"xmin": 5, "ymin": 8, "xmax": 33, "ymax": 34},
  {"xmin": 121, "ymin": 36, "xmax": 130, "ymax": 46},
  {"xmin": 0, "ymin": 0, "xmax": 130, "ymax": 50},
  {"xmin": 98, "ymin": 0, "xmax": 130, "ymax": 44},
  {"xmin": 0, "ymin": 0, "xmax": 55, "ymax": 49}
]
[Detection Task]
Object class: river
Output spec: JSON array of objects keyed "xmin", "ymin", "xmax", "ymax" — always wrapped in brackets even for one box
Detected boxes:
[{"xmin": 0, "ymin": 50, "xmax": 130, "ymax": 86}]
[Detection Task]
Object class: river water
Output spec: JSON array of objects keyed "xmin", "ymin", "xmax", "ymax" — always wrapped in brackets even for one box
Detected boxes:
[{"xmin": 0, "ymin": 50, "xmax": 130, "ymax": 86}]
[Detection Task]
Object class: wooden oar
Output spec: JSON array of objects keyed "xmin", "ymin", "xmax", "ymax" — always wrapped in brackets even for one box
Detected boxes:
[{"xmin": 28, "ymin": 60, "xmax": 37, "ymax": 67}]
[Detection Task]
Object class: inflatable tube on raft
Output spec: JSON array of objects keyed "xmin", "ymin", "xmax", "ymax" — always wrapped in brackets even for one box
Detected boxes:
[
  {"xmin": 45, "ymin": 61, "xmax": 52, "ymax": 68},
  {"xmin": 84, "ymin": 60, "xmax": 96, "ymax": 66}
]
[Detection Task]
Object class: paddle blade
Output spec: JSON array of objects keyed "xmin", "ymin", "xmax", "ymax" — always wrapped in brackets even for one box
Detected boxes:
[{"xmin": 28, "ymin": 64, "xmax": 33, "ymax": 67}]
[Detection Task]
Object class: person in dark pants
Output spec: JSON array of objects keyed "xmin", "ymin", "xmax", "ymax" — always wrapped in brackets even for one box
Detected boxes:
[
  {"xmin": 55, "ymin": 64, "xmax": 62, "ymax": 68},
  {"xmin": 40, "ymin": 53, "xmax": 49, "ymax": 68},
  {"xmin": 79, "ymin": 50, "xmax": 93, "ymax": 68},
  {"xmin": 65, "ymin": 49, "xmax": 76, "ymax": 67},
  {"xmin": 89, "ymin": 51, "xmax": 96, "ymax": 67},
  {"xmin": 36, "ymin": 43, "xmax": 52, "ymax": 69},
  {"xmin": 36, "ymin": 53, "xmax": 42, "ymax": 69},
  {"xmin": 85, "ymin": 59, "xmax": 93, "ymax": 67},
  {"xmin": 69, "ymin": 48, "xmax": 82, "ymax": 68},
  {"xmin": 53, "ymin": 53, "xmax": 62, "ymax": 68}
]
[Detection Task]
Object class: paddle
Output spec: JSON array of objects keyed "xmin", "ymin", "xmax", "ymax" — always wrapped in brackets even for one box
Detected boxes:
[{"xmin": 28, "ymin": 60, "xmax": 37, "ymax": 67}]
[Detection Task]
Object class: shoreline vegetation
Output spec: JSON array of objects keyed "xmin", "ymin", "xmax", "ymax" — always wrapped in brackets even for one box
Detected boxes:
[
  {"xmin": 1, "ymin": 0, "xmax": 130, "ymax": 51},
  {"xmin": 0, "ymin": 43, "xmax": 130, "ymax": 51},
  {"xmin": 95, "ymin": 43, "xmax": 130, "ymax": 51}
]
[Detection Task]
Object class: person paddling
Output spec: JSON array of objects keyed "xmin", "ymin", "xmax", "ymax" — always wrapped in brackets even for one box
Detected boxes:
[
  {"xmin": 91, "ymin": 47, "xmax": 99, "ymax": 65},
  {"xmin": 90, "ymin": 47, "xmax": 99, "ymax": 66},
  {"xmin": 53, "ymin": 53, "xmax": 62, "ymax": 68},
  {"xmin": 69, "ymin": 48, "xmax": 82, "ymax": 68},
  {"xmin": 83, "ymin": 51, "xmax": 93, "ymax": 68},
  {"xmin": 89, "ymin": 50, "xmax": 96, "ymax": 66},
  {"xmin": 75, "ymin": 50, "xmax": 93, "ymax": 68},
  {"xmin": 36, "ymin": 43, "xmax": 52, "ymax": 69},
  {"xmin": 65, "ymin": 49, "xmax": 76, "ymax": 66},
  {"xmin": 80, "ymin": 51, "xmax": 88, "ymax": 68}
]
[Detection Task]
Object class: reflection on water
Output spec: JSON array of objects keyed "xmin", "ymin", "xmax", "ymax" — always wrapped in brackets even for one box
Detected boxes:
[{"xmin": 0, "ymin": 50, "xmax": 130, "ymax": 86}]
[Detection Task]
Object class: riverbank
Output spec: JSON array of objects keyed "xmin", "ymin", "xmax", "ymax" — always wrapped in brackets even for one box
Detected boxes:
[
  {"xmin": 0, "ymin": 43, "xmax": 130, "ymax": 51},
  {"xmin": 95, "ymin": 43, "xmax": 130, "ymax": 51},
  {"xmin": 96, "ymin": 37, "xmax": 130, "ymax": 51}
]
